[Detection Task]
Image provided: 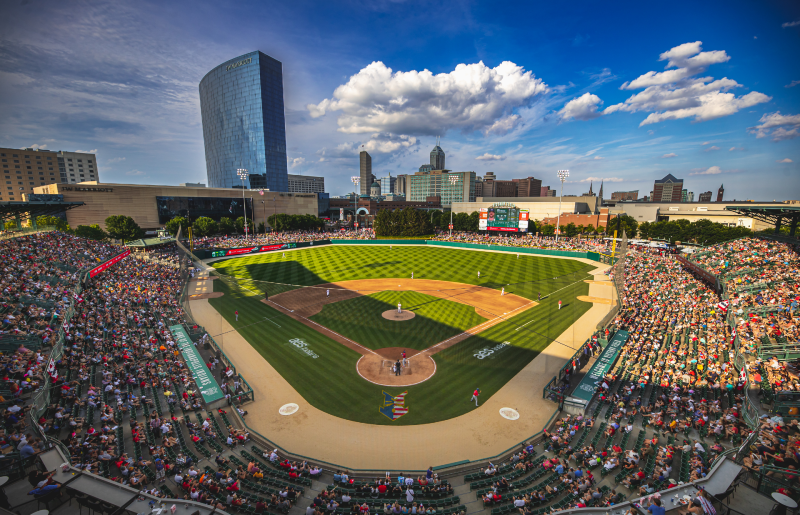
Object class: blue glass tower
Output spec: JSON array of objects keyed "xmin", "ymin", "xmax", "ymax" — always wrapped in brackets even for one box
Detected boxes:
[{"xmin": 199, "ymin": 51, "xmax": 289, "ymax": 190}]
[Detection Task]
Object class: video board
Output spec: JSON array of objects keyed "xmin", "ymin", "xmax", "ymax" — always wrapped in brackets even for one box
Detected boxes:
[{"xmin": 479, "ymin": 206, "xmax": 529, "ymax": 232}]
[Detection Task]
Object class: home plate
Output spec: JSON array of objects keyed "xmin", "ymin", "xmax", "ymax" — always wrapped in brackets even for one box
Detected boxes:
[
  {"xmin": 279, "ymin": 403, "xmax": 299, "ymax": 416},
  {"xmin": 499, "ymin": 407, "xmax": 520, "ymax": 420}
]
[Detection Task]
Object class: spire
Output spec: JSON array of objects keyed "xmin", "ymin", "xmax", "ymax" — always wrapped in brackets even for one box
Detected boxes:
[
  {"xmin": 599, "ymin": 180, "xmax": 604, "ymax": 200},
  {"xmin": 588, "ymin": 182, "xmax": 593, "ymax": 196}
]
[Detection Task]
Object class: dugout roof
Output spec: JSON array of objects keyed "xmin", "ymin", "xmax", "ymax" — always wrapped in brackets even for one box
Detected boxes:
[{"xmin": 0, "ymin": 200, "xmax": 85, "ymax": 223}]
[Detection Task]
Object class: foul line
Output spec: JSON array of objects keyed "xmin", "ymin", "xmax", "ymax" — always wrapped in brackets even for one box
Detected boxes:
[
  {"xmin": 266, "ymin": 300, "xmax": 378, "ymax": 356},
  {"xmin": 515, "ymin": 319, "xmax": 536, "ymax": 331}
]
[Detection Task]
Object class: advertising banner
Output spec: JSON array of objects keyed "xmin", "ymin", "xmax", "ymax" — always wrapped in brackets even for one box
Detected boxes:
[
  {"xmin": 89, "ymin": 249, "xmax": 131, "ymax": 278},
  {"xmin": 209, "ymin": 240, "xmax": 331, "ymax": 258},
  {"xmin": 488, "ymin": 226, "xmax": 519, "ymax": 232},
  {"xmin": 570, "ymin": 330, "xmax": 629, "ymax": 403},
  {"xmin": 170, "ymin": 324, "xmax": 225, "ymax": 405}
]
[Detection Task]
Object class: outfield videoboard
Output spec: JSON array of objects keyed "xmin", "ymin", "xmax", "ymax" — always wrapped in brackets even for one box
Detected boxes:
[{"xmin": 479, "ymin": 206, "xmax": 529, "ymax": 232}]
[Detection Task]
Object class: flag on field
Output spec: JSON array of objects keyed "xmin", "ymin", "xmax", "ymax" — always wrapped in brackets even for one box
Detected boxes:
[{"xmin": 379, "ymin": 390, "xmax": 409, "ymax": 420}]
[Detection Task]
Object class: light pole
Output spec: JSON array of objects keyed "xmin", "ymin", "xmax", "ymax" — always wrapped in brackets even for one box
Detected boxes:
[
  {"xmin": 555, "ymin": 169, "xmax": 569, "ymax": 242},
  {"xmin": 259, "ymin": 188, "xmax": 270, "ymax": 234},
  {"xmin": 237, "ymin": 168, "xmax": 249, "ymax": 239},
  {"xmin": 351, "ymin": 176, "xmax": 360, "ymax": 229},
  {"xmin": 448, "ymin": 174, "xmax": 458, "ymax": 237}
]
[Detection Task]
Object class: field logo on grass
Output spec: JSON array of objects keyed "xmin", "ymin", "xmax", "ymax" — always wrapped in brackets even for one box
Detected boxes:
[
  {"xmin": 474, "ymin": 341, "xmax": 511, "ymax": 360},
  {"xmin": 379, "ymin": 391, "xmax": 408, "ymax": 420},
  {"xmin": 288, "ymin": 338, "xmax": 319, "ymax": 359}
]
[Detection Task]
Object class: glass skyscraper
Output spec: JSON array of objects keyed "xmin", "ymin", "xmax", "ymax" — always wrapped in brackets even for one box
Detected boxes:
[{"xmin": 199, "ymin": 51, "xmax": 289, "ymax": 190}]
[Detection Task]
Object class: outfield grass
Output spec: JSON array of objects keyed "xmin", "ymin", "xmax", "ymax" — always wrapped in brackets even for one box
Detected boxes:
[
  {"xmin": 309, "ymin": 291, "xmax": 487, "ymax": 351},
  {"xmin": 207, "ymin": 245, "xmax": 598, "ymax": 425}
]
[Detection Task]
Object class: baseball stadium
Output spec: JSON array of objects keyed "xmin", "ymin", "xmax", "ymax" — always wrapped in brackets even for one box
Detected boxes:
[{"xmin": 4, "ymin": 219, "xmax": 795, "ymax": 515}]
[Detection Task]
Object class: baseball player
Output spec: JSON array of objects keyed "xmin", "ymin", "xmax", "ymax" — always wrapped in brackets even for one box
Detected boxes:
[{"xmin": 471, "ymin": 388, "xmax": 480, "ymax": 406}]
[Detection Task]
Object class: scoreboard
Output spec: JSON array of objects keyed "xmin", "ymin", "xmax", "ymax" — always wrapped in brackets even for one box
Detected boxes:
[{"xmin": 479, "ymin": 206, "xmax": 529, "ymax": 232}]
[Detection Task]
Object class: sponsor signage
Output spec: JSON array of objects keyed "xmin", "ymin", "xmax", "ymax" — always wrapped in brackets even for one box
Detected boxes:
[
  {"xmin": 89, "ymin": 249, "xmax": 131, "ymax": 278},
  {"xmin": 481, "ymin": 206, "xmax": 528, "ymax": 232},
  {"xmin": 204, "ymin": 240, "xmax": 330, "ymax": 259},
  {"xmin": 570, "ymin": 330, "xmax": 628, "ymax": 403},
  {"xmin": 226, "ymin": 57, "xmax": 252, "ymax": 71},
  {"xmin": 380, "ymin": 390, "xmax": 409, "ymax": 420},
  {"xmin": 170, "ymin": 324, "xmax": 225, "ymax": 405},
  {"xmin": 488, "ymin": 226, "xmax": 519, "ymax": 232},
  {"xmin": 62, "ymin": 186, "xmax": 113, "ymax": 192}
]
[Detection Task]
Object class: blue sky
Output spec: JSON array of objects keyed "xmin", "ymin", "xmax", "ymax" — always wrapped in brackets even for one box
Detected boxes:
[{"xmin": 0, "ymin": 0, "xmax": 798, "ymax": 199}]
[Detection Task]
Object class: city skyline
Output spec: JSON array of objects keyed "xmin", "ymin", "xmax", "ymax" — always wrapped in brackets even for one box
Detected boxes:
[{"xmin": 0, "ymin": 0, "xmax": 798, "ymax": 199}]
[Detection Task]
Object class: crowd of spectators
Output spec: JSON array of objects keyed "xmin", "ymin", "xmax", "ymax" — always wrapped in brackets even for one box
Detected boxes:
[
  {"xmin": 432, "ymin": 231, "xmax": 613, "ymax": 254},
  {"xmin": 192, "ymin": 228, "xmax": 376, "ymax": 250},
  {"xmin": 0, "ymin": 231, "xmax": 318, "ymax": 512}
]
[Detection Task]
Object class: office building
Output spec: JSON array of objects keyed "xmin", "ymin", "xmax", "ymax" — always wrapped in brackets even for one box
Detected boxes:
[
  {"xmin": 0, "ymin": 147, "xmax": 100, "ymax": 201},
  {"xmin": 33, "ymin": 182, "xmax": 320, "ymax": 230},
  {"xmin": 698, "ymin": 191, "xmax": 712, "ymax": 202},
  {"xmin": 286, "ymin": 174, "xmax": 325, "ymax": 194},
  {"xmin": 651, "ymin": 174, "xmax": 684, "ymax": 202},
  {"xmin": 359, "ymin": 151, "xmax": 374, "ymax": 196},
  {"xmin": 199, "ymin": 51, "xmax": 288, "ymax": 190},
  {"xmin": 610, "ymin": 190, "xmax": 639, "ymax": 201},
  {"xmin": 717, "ymin": 184, "xmax": 724, "ymax": 202},
  {"xmin": 408, "ymin": 170, "xmax": 476, "ymax": 207},
  {"xmin": 681, "ymin": 189, "xmax": 694, "ymax": 202},
  {"xmin": 395, "ymin": 174, "xmax": 407, "ymax": 196},
  {"xmin": 430, "ymin": 138, "xmax": 445, "ymax": 170},
  {"xmin": 418, "ymin": 164, "xmax": 432, "ymax": 174},
  {"xmin": 380, "ymin": 174, "xmax": 396, "ymax": 196},
  {"xmin": 179, "ymin": 183, "xmax": 206, "ymax": 188}
]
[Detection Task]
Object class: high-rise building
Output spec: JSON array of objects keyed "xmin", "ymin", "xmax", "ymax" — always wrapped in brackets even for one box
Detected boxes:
[
  {"xmin": 359, "ymin": 151, "xmax": 374, "ymax": 196},
  {"xmin": 0, "ymin": 147, "xmax": 100, "ymax": 201},
  {"xmin": 681, "ymin": 189, "xmax": 694, "ymax": 202},
  {"xmin": 430, "ymin": 138, "xmax": 445, "ymax": 170},
  {"xmin": 698, "ymin": 191, "xmax": 712, "ymax": 202},
  {"xmin": 418, "ymin": 164, "xmax": 432, "ymax": 174},
  {"xmin": 395, "ymin": 174, "xmax": 407, "ymax": 196},
  {"xmin": 199, "ymin": 51, "xmax": 288, "ymax": 190},
  {"xmin": 286, "ymin": 174, "xmax": 325, "ymax": 194},
  {"xmin": 512, "ymin": 177, "xmax": 543, "ymax": 197},
  {"xmin": 380, "ymin": 174, "xmax": 396, "ymax": 196},
  {"xmin": 408, "ymin": 170, "xmax": 475, "ymax": 207},
  {"xmin": 610, "ymin": 190, "xmax": 639, "ymax": 201},
  {"xmin": 717, "ymin": 184, "xmax": 724, "ymax": 202},
  {"xmin": 651, "ymin": 174, "xmax": 684, "ymax": 202}
]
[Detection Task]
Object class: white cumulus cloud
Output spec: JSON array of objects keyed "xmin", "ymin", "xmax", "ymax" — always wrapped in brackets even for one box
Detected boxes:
[
  {"xmin": 604, "ymin": 42, "xmax": 770, "ymax": 126},
  {"xmin": 316, "ymin": 133, "xmax": 418, "ymax": 159},
  {"xmin": 705, "ymin": 146, "xmax": 721, "ymax": 151},
  {"xmin": 777, "ymin": 158, "xmax": 793, "ymax": 163},
  {"xmin": 290, "ymin": 157, "xmax": 306, "ymax": 168},
  {"xmin": 783, "ymin": 20, "xmax": 800, "ymax": 28},
  {"xmin": 24, "ymin": 143, "xmax": 47, "ymax": 150},
  {"xmin": 576, "ymin": 176, "xmax": 623, "ymax": 183},
  {"xmin": 76, "ymin": 149, "xmax": 99, "ymax": 154},
  {"xmin": 749, "ymin": 112, "xmax": 800, "ymax": 141},
  {"xmin": 690, "ymin": 166, "xmax": 723, "ymax": 175},
  {"xmin": 661, "ymin": 153, "xmax": 677, "ymax": 158},
  {"xmin": 475, "ymin": 153, "xmax": 506, "ymax": 161},
  {"xmin": 307, "ymin": 60, "xmax": 548, "ymax": 137},
  {"xmin": 558, "ymin": 93, "xmax": 603, "ymax": 121}
]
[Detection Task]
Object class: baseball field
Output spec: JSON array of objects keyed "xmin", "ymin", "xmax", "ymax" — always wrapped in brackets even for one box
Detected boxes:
[{"xmin": 205, "ymin": 245, "xmax": 594, "ymax": 425}]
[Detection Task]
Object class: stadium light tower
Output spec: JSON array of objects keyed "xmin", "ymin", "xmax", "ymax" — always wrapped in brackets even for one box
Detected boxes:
[
  {"xmin": 351, "ymin": 176, "xmax": 360, "ymax": 228},
  {"xmin": 237, "ymin": 168, "xmax": 249, "ymax": 239},
  {"xmin": 555, "ymin": 169, "xmax": 569, "ymax": 242},
  {"xmin": 448, "ymin": 174, "xmax": 459, "ymax": 237}
]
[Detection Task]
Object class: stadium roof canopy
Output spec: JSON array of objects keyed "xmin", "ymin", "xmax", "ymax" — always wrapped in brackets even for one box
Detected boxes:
[
  {"xmin": 725, "ymin": 204, "xmax": 800, "ymax": 235},
  {"xmin": 0, "ymin": 200, "xmax": 85, "ymax": 223}
]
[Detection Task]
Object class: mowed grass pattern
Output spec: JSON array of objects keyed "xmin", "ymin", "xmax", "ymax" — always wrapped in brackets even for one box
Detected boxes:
[
  {"xmin": 208, "ymin": 245, "xmax": 600, "ymax": 425},
  {"xmin": 309, "ymin": 291, "xmax": 487, "ymax": 351},
  {"xmin": 211, "ymin": 245, "xmax": 590, "ymax": 300}
]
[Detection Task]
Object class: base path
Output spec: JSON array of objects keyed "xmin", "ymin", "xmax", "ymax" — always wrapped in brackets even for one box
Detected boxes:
[{"xmin": 188, "ymin": 264, "xmax": 614, "ymax": 470}]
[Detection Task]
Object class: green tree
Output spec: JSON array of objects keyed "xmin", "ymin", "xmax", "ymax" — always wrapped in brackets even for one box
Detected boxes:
[
  {"xmin": 638, "ymin": 221, "xmax": 652, "ymax": 239},
  {"xmin": 612, "ymin": 214, "xmax": 639, "ymax": 238},
  {"xmin": 564, "ymin": 222, "xmax": 578, "ymax": 237},
  {"xmin": 540, "ymin": 224, "xmax": 555, "ymax": 236},
  {"xmin": 73, "ymin": 224, "xmax": 107, "ymax": 241},
  {"xmin": 257, "ymin": 222, "xmax": 265, "ymax": 234},
  {"xmin": 4, "ymin": 220, "xmax": 18, "ymax": 230},
  {"xmin": 192, "ymin": 217, "xmax": 218, "ymax": 237},
  {"xmin": 234, "ymin": 216, "xmax": 255, "ymax": 234},
  {"xmin": 218, "ymin": 217, "xmax": 235, "ymax": 235},
  {"xmin": 165, "ymin": 216, "xmax": 189, "ymax": 236},
  {"xmin": 468, "ymin": 211, "xmax": 480, "ymax": 231},
  {"xmin": 105, "ymin": 215, "xmax": 144, "ymax": 242}
]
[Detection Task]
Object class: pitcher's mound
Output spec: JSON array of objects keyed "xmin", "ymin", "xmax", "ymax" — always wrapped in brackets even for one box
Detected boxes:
[
  {"xmin": 382, "ymin": 309, "xmax": 416, "ymax": 321},
  {"xmin": 357, "ymin": 348, "xmax": 436, "ymax": 387}
]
